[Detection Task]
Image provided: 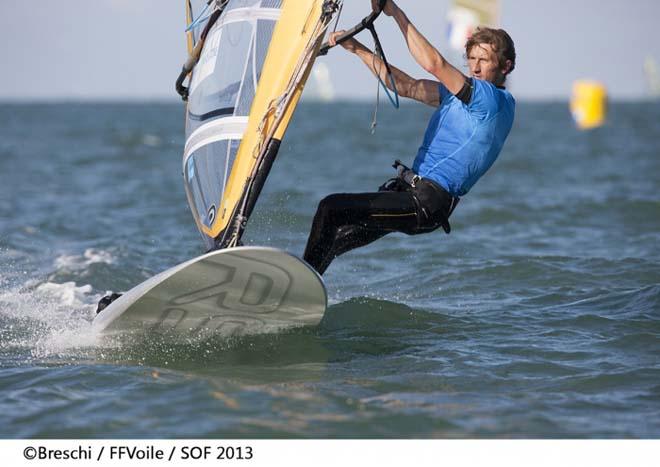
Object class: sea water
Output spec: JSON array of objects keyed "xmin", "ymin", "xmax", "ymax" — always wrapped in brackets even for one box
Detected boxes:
[{"xmin": 0, "ymin": 101, "xmax": 659, "ymax": 438}]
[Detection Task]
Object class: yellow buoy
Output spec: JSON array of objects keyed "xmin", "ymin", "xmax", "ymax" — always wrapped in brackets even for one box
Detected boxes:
[{"xmin": 570, "ymin": 80, "xmax": 607, "ymax": 130}]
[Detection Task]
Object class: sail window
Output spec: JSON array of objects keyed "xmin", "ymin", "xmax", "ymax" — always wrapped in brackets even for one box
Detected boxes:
[
  {"xmin": 259, "ymin": 0, "xmax": 283, "ymax": 7},
  {"xmin": 185, "ymin": 139, "xmax": 235, "ymax": 229},
  {"xmin": 255, "ymin": 20, "xmax": 276, "ymax": 83},
  {"xmin": 225, "ymin": 0, "xmax": 263, "ymax": 11},
  {"xmin": 235, "ymin": 41, "xmax": 256, "ymax": 116},
  {"xmin": 189, "ymin": 20, "xmax": 254, "ymax": 121}
]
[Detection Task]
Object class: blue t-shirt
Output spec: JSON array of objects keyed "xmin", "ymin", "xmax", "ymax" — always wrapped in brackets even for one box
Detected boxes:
[{"xmin": 412, "ymin": 79, "xmax": 515, "ymax": 197}]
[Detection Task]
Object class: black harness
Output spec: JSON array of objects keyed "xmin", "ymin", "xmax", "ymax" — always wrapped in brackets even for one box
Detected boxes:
[{"xmin": 379, "ymin": 160, "xmax": 460, "ymax": 234}]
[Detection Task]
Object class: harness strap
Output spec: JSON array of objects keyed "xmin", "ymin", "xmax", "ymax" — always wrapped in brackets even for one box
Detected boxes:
[
  {"xmin": 393, "ymin": 159, "xmax": 420, "ymax": 187},
  {"xmin": 390, "ymin": 159, "xmax": 460, "ymax": 234}
]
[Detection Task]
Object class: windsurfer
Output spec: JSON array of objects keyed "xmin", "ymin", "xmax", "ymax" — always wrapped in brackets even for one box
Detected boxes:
[{"xmin": 303, "ymin": 0, "xmax": 516, "ymax": 275}]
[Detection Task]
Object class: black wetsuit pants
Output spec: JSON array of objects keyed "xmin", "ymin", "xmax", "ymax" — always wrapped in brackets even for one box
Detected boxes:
[{"xmin": 303, "ymin": 176, "xmax": 459, "ymax": 275}]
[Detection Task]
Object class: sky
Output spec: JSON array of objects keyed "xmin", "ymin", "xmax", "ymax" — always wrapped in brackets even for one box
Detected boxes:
[{"xmin": 1, "ymin": 0, "xmax": 659, "ymax": 101}]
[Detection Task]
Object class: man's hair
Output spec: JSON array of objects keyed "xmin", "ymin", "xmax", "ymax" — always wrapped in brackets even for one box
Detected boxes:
[{"xmin": 465, "ymin": 27, "xmax": 516, "ymax": 75}]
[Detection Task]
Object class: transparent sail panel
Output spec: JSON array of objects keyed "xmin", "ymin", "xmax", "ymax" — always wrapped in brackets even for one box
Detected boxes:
[
  {"xmin": 255, "ymin": 20, "xmax": 276, "ymax": 83},
  {"xmin": 225, "ymin": 0, "xmax": 263, "ymax": 11},
  {"xmin": 185, "ymin": 139, "xmax": 243, "ymax": 231},
  {"xmin": 188, "ymin": 20, "xmax": 254, "ymax": 122},
  {"xmin": 186, "ymin": 140, "xmax": 226, "ymax": 230},
  {"xmin": 260, "ymin": 0, "xmax": 283, "ymax": 7},
  {"xmin": 235, "ymin": 41, "xmax": 256, "ymax": 116}
]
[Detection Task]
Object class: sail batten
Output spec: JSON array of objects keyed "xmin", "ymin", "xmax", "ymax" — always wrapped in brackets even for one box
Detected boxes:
[{"xmin": 184, "ymin": 117, "xmax": 249, "ymax": 160}]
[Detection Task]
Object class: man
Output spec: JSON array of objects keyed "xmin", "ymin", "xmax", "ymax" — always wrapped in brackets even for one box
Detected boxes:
[{"xmin": 303, "ymin": 0, "xmax": 516, "ymax": 275}]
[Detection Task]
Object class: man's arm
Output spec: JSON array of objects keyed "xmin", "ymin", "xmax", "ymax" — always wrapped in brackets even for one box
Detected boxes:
[
  {"xmin": 378, "ymin": 0, "xmax": 467, "ymax": 95},
  {"xmin": 329, "ymin": 32, "xmax": 440, "ymax": 107}
]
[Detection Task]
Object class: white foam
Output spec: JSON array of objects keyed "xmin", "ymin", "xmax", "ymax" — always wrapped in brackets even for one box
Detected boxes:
[
  {"xmin": 0, "ymin": 280, "xmax": 109, "ymax": 360},
  {"xmin": 36, "ymin": 282, "xmax": 95, "ymax": 309},
  {"xmin": 54, "ymin": 248, "xmax": 115, "ymax": 270}
]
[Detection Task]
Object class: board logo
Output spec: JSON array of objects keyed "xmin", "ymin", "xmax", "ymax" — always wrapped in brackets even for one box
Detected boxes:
[
  {"xmin": 154, "ymin": 307, "xmax": 268, "ymax": 335},
  {"xmin": 154, "ymin": 254, "xmax": 295, "ymax": 333}
]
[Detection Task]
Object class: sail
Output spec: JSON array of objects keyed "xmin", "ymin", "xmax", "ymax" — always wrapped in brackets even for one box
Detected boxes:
[
  {"xmin": 181, "ymin": 0, "xmax": 336, "ymax": 250},
  {"xmin": 447, "ymin": 0, "xmax": 500, "ymax": 51},
  {"xmin": 304, "ymin": 62, "xmax": 336, "ymax": 102},
  {"xmin": 644, "ymin": 56, "xmax": 660, "ymax": 98}
]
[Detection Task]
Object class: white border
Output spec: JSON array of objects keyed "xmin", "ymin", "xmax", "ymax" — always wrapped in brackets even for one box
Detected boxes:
[{"xmin": 3, "ymin": 440, "xmax": 659, "ymax": 467}]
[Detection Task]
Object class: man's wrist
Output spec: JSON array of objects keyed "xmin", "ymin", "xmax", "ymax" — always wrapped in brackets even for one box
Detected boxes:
[{"xmin": 388, "ymin": 0, "xmax": 401, "ymax": 17}]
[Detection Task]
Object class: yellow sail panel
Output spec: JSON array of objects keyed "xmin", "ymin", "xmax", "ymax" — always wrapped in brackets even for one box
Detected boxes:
[
  {"xmin": 212, "ymin": 1, "xmax": 325, "ymax": 240},
  {"xmin": 447, "ymin": 0, "xmax": 500, "ymax": 51}
]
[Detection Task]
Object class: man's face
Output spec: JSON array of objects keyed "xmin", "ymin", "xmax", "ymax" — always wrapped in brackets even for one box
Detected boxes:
[{"xmin": 467, "ymin": 43, "xmax": 508, "ymax": 85}]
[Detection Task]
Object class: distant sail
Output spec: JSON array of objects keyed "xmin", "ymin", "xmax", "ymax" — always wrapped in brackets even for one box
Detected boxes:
[
  {"xmin": 644, "ymin": 56, "xmax": 660, "ymax": 98},
  {"xmin": 447, "ymin": 0, "xmax": 500, "ymax": 51},
  {"xmin": 304, "ymin": 62, "xmax": 336, "ymax": 102},
  {"xmin": 180, "ymin": 0, "xmax": 338, "ymax": 250}
]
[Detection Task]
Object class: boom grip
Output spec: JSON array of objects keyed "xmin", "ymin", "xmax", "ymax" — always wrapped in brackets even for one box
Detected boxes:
[
  {"xmin": 175, "ymin": 66, "xmax": 191, "ymax": 101},
  {"xmin": 318, "ymin": 0, "xmax": 387, "ymax": 56}
]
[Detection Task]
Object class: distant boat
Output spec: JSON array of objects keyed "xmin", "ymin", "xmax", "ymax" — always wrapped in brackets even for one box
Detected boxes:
[{"xmin": 644, "ymin": 56, "xmax": 660, "ymax": 98}]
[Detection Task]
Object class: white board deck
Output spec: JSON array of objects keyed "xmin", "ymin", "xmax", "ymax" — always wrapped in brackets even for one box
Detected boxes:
[{"xmin": 92, "ymin": 247, "xmax": 326, "ymax": 339}]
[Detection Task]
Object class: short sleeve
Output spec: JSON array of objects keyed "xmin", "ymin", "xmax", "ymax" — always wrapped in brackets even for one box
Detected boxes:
[{"xmin": 466, "ymin": 79, "xmax": 500, "ymax": 119}]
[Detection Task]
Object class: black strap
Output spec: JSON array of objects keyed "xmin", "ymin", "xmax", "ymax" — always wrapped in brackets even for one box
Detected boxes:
[{"xmin": 455, "ymin": 77, "xmax": 474, "ymax": 105}]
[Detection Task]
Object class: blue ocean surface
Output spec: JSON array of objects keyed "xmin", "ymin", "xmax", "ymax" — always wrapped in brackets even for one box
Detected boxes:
[{"xmin": 0, "ymin": 101, "xmax": 659, "ymax": 438}]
